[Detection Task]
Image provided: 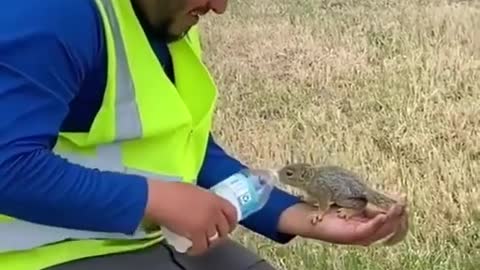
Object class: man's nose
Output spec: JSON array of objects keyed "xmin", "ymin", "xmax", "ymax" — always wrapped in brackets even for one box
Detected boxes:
[{"xmin": 209, "ymin": 0, "xmax": 228, "ymax": 14}]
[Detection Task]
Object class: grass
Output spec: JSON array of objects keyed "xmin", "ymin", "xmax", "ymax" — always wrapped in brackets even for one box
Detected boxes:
[{"xmin": 198, "ymin": 0, "xmax": 480, "ymax": 269}]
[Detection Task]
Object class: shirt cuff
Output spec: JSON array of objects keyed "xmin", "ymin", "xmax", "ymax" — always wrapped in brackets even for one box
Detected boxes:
[
  {"xmin": 239, "ymin": 186, "xmax": 301, "ymax": 244},
  {"xmin": 196, "ymin": 134, "xmax": 300, "ymax": 243}
]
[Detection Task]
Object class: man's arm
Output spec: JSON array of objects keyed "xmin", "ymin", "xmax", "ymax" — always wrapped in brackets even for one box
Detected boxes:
[
  {"xmin": 197, "ymin": 134, "xmax": 301, "ymax": 243},
  {"xmin": 196, "ymin": 136, "xmax": 409, "ymax": 246},
  {"xmin": 0, "ymin": 0, "xmax": 148, "ymax": 234}
]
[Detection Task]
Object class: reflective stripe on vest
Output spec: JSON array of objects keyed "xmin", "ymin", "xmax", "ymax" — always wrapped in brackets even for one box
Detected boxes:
[
  {"xmin": 0, "ymin": 0, "xmax": 181, "ymax": 253},
  {"xmin": 100, "ymin": 0, "xmax": 142, "ymax": 141}
]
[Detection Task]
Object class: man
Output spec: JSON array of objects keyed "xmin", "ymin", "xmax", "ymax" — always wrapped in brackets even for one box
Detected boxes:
[{"xmin": 0, "ymin": 0, "xmax": 407, "ymax": 269}]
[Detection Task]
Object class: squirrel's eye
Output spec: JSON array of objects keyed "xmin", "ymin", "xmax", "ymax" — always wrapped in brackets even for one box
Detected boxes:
[{"xmin": 286, "ymin": 170, "xmax": 293, "ymax": 177}]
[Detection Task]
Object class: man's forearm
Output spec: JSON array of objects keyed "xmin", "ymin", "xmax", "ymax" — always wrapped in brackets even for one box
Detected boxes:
[
  {"xmin": 277, "ymin": 202, "xmax": 319, "ymax": 238},
  {"xmin": 0, "ymin": 147, "xmax": 148, "ymax": 235}
]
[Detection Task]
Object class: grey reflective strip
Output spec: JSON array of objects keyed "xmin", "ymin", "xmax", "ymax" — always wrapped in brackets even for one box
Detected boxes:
[
  {"xmin": 54, "ymin": 144, "xmax": 183, "ymax": 182},
  {"xmin": 0, "ymin": 220, "xmax": 149, "ymax": 253},
  {"xmin": 101, "ymin": 0, "xmax": 143, "ymax": 140},
  {"xmin": 0, "ymin": 144, "xmax": 183, "ymax": 252},
  {"xmin": 97, "ymin": 144, "xmax": 184, "ymax": 181}
]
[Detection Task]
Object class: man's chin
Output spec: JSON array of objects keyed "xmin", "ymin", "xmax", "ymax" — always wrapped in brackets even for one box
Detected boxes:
[
  {"xmin": 165, "ymin": 31, "xmax": 188, "ymax": 43},
  {"xmin": 156, "ymin": 27, "xmax": 191, "ymax": 43},
  {"xmin": 167, "ymin": 24, "xmax": 194, "ymax": 42},
  {"xmin": 151, "ymin": 22, "xmax": 193, "ymax": 43}
]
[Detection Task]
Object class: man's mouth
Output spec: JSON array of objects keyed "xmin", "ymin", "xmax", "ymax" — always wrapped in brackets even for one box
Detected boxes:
[
  {"xmin": 189, "ymin": 11, "xmax": 200, "ymax": 20},
  {"xmin": 188, "ymin": 6, "xmax": 210, "ymax": 18}
]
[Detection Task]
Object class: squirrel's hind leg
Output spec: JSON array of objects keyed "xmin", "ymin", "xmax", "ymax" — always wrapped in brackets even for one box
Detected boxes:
[
  {"xmin": 335, "ymin": 198, "xmax": 368, "ymax": 220},
  {"xmin": 336, "ymin": 208, "xmax": 364, "ymax": 220}
]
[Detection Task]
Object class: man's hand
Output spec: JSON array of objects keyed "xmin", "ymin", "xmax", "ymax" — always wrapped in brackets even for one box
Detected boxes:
[
  {"xmin": 144, "ymin": 179, "xmax": 238, "ymax": 255},
  {"xmin": 277, "ymin": 200, "xmax": 408, "ymax": 246}
]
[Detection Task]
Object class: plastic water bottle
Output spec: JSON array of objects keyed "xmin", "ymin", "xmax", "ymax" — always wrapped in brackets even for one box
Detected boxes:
[{"xmin": 161, "ymin": 168, "xmax": 279, "ymax": 253}]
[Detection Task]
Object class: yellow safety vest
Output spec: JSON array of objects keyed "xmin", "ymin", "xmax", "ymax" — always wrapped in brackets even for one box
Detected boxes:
[{"xmin": 0, "ymin": 0, "xmax": 217, "ymax": 268}]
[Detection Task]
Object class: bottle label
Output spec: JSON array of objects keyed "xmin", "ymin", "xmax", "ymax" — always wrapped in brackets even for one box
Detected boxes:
[{"xmin": 210, "ymin": 171, "xmax": 261, "ymax": 221}]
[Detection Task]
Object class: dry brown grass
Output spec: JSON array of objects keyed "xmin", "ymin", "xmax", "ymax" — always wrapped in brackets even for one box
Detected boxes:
[{"xmin": 199, "ymin": 0, "xmax": 480, "ymax": 269}]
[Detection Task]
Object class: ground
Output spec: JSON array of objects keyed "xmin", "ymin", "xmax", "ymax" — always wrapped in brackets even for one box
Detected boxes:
[{"xmin": 199, "ymin": 0, "xmax": 479, "ymax": 269}]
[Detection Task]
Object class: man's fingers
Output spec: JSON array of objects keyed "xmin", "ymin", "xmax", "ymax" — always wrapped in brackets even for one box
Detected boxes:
[
  {"xmin": 352, "ymin": 213, "xmax": 387, "ymax": 243},
  {"xmin": 205, "ymin": 225, "xmax": 219, "ymax": 246},
  {"xmin": 216, "ymin": 214, "xmax": 230, "ymax": 238},
  {"xmin": 220, "ymin": 198, "xmax": 238, "ymax": 232},
  {"xmin": 187, "ymin": 232, "xmax": 209, "ymax": 256},
  {"xmin": 206, "ymin": 217, "xmax": 229, "ymax": 250},
  {"xmin": 357, "ymin": 205, "xmax": 405, "ymax": 245},
  {"xmin": 382, "ymin": 209, "xmax": 410, "ymax": 245}
]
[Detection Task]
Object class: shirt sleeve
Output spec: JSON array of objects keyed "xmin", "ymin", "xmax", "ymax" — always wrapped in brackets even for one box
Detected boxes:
[
  {"xmin": 197, "ymin": 134, "xmax": 301, "ymax": 243},
  {"xmin": 0, "ymin": 0, "xmax": 148, "ymax": 234}
]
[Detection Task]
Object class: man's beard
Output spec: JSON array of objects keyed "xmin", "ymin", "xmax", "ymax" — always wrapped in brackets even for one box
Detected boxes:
[{"xmin": 152, "ymin": 18, "xmax": 188, "ymax": 43}]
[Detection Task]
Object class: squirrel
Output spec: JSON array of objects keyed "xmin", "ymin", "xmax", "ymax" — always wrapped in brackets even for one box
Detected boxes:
[{"xmin": 276, "ymin": 163, "xmax": 408, "ymax": 245}]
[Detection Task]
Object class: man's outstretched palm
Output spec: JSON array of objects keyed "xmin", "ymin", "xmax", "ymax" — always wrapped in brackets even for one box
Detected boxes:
[{"xmin": 310, "ymin": 203, "xmax": 408, "ymax": 246}]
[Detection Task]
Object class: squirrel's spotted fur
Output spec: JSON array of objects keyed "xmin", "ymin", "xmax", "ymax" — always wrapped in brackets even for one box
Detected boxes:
[{"xmin": 277, "ymin": 163, "xmax": 407, "ymax": 245}]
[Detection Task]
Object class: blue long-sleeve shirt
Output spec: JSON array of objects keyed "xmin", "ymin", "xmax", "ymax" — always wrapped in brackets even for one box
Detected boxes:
[{"xmin": 0, "ymin": 0, "xmax": 300, "ymax": 244}]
